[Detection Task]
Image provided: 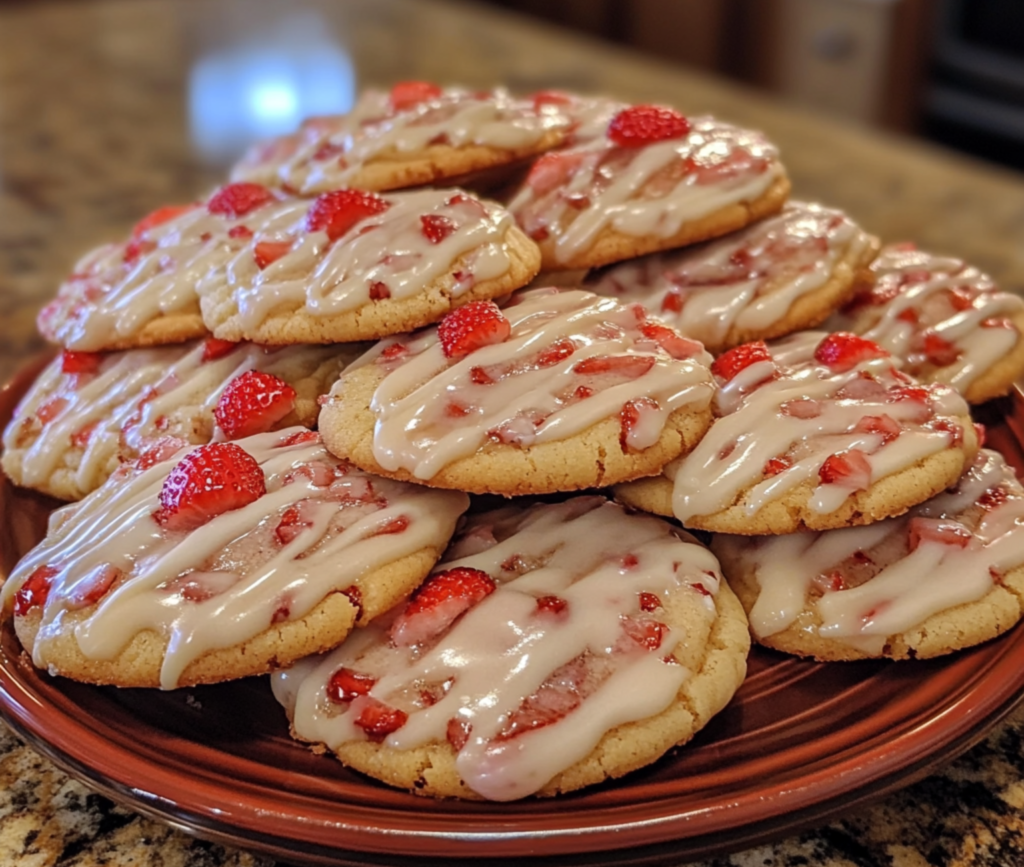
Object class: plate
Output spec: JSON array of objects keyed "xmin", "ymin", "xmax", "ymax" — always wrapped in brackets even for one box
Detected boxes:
[{"xmin": 2, "ymin": 357, "xmax": 1024, "ymax": 866}]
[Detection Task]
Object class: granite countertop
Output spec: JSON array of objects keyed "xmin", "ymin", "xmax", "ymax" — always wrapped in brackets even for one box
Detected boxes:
[{"xmin": 3, "ymin": 0, "xmax": 1024, "ymax": 865}]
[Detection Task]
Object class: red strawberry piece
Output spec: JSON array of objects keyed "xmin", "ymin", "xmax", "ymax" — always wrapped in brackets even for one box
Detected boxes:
[
  {"xmin": 525, "ymin": 151, "xmax": 585, "ymax": 196},
  {"xmin": 818, "ymin": 449, "xmax": 872, "ymax": 490},
  {"xmin": 275, "ymin": 504, "xmax": 314, "ymax": 545},
  {"xmin": 496, "ymin": 655, "xmax": 590, "ymax": 741},
  {"xmin": 305, "ymin": 189, "xmax": 391, "ymax": 241},
  {"xmin": 854, "ymin": 414, "xmax": 901, "ymax": 444},
  {"xmin": 254, "ymin": 240, "xmax": 293, "ymax": 270},
  {"xmin": 207, "ymin": 182, "xmax": 274, "ymax": 218},
  {"xmin": 535, "ymin": 595, "xmax": 568, "ymax": 617},
  {"xmin": 928, "ymin": 418, "xmax": 964, "ymax": 446},
  {"xmin": 607, "ymin": 105, "xmax": 690, "ymax": 147},
  {"xmin": 228, "ymin": 225, "xmax": 254, "ymax": 239},
  {"xmin": 710, "ymin": 340, "xmax": 772, "ymax": 381},
  {"xmin": 13, "ymin": 564, "xmax": 59, "ymax": 616},
  {"xmin": 638, "ymin": 591, "xmax": 662, "ymax": 612},
  {"xmin": 437, "ymin": 300, "xmax": 511, "ymax": 359},
  {"xmin": 531, "ymin": 90, "xmax": 572, "ymax": 109},
  {"xmin": 37, "ymin": 396, "xmax": 68, "ymax": 424},
  {"xmin": 70, "ymin": 419, "xmax": 101, "ymax": 449},
  {"xmin": 535, "ymin": 338, "xmax": 577, "ymax": 367},
  {"xmin": 154, "ymin": 442, "xmax": 266, "ymax": 532},
  {"xmin": 326, "ymin": 667, "xmax": 377, "ymax": 704},
  {"xmin": 389, "ymin": 567, "xmax": 496, "ymax": 647},
  {"xmin": 763, "ymin": 455, "xmax": 792, "ymax": 477},
  {"xmin": 921, "ymin": 331, "xmax": 960, "ymax": 367},
  {"xmin": 378, "ymin": 342, "xmax": 410, "ymax": 365},
  {"xmin": 134, "ymin": 436, "xmax": 189, "ymax": 471},
  {"xmin": 814, "ymin": 333, "xmax": 888, "ymax": 372},
  {"xmin": 354, "ymin": 697, "xmax": 408, "ymax": 741},
  {"xmin": 214, "ymin": 370, "xmax": 297, "ymax": 439},
  {"xmin": 946, "ymin": 287, "xmax": 975, "ymax": 312},
  {"xmin": 573, "ymin": 355, "xmax": 655, "ymax": 377},
  {"xmin": 445, "ymin": 400, "xmax": 470, "ymax": 418},
  {"xmin": 979, "ymin": 486, "xmax": 1009, "ymax": 511},
  {"xmin": 779, "ymin": 399, "xmax": 822, "ymax": 419},
  {"xmin": 908, "ymin": 517, "xmax": 972, "ymax": 552},
  {"xmin": 389, "ymin": 80, "xmax": 443, "ymax": 111},
  {"xmin": 131, "ymin": 204, "xmax": 195, "ymax": 237},
  {"xmin": 369, "ymin": 281, "xmax": 391, "ymax": 301},
  {"xmin": 638, "ymin": 322, "xmax": 703, "ymax": 359},
  {"xmin": 619, "ymin": 396, "xmax": 660, "ymax": 451},
  {"xmin": 887, "ymin": 385, "xmax": 932, "ymax": 415},
  {"xmin": 619, "ymin": 615, "xmax": 668, "ymax": 651},
  {"xmin": 279, "ymin": 429, "xmax": 321, "ymax": 448},
  {"xmin": 61, "ymin": 350, "xmax": 102, "ymax": 375},
  {"xmin": 661, "ymin": 288, "xmax": 685, "ymax": 314},
  {"xmin": 66, "ymin": 563, "xmax": 121, "ymax": 609},
  {"xmin": 621, "ymin": 554, "xmax": 639, "ymax": 569},
  {"xmin": 420, "ymin": 214, "xmax": 456, "ymax": 244},
  {"xmin": 201, "ymin": 337, "xmax": 239, "ymax": 362},
  {"xmin": 122, "ymin": 237, "xmax": 155, "ymax": 264},
  {"xmin": 896, "ymin": 308, "xmax": 919, "ymax": 325},
  {"xmin": 370, "ymin": 515, "xmax": 410, "ymax": 536},
  {"xmin": 447, "ymin": 717, "xmax": 472, "ymax": 751}
]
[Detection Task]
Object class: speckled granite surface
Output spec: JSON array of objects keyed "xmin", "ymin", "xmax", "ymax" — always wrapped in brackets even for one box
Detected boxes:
[{"xmin": 3, "ymin": 0, "xmax": 1024, "ymax": 865}]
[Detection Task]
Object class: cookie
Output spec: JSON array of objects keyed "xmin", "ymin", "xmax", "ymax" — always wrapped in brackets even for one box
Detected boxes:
[
  {"xmin": 1, "ymin": 338, "xmax": 356, "ymax": 501},
  {"xmin": 508, "ymin": 106, "xmax": 790, "ymax": 272},
  {"xmin": 230, "ymin": 83, "xmax": 571, "ymax": 196},
  {"xmin": 319, "ymin": 288, "xmax": 716, "ymax": 496},
  {"xmin": 196, "ymin": 187, "xmax": 541, "ymax": 345},
  {"xmin": 586, "ymin": 201, "xmax": 880, "ymax": 354},
  {"xmin": 272, "ymin": 496, "xmax": 750, "ymax": 800},
  {"xmin": 825, "ymin": 243, "xmax": 1024, "ymax": 404},
  {"xmin": 615, "ymin": 331, "xmax": 980, "ymax": 534},
  {"xmin": 1, "ymin": 429, "xmax": 470, "ymax": 689},
  {"xmin": 712, "ymin": 449, "xmax": 1024, "ymax": 660}
]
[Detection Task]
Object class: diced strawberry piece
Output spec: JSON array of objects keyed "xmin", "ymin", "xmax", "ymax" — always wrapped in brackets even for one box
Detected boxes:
[
  {"xmin": 228, "ymin": 225, "xmax": 253, "ymax": 239},
  {"xmin": 813, "ymin": 570, "xmax": 847, "ymax": 593},
  {"xmin": 122, "ymin": 237, "xmax": 155, "ymax": 264},
  {"xmin": 638, "ymin": 591, "xmax": 662, "ymax": 612},
  {"xmin": 531, "ymin": 90, "xmax": 573, "ymax": 109},
  {"xmin": 369, "ymin": 281, "xmax": 391, "ymax": 301},
  {"xmin": 814, "ymin": 333, "xmax": 888, "ymax": 372},
  {"xmin": 133, "ymin": 436, "xmax": 189, "ymax": 471},
  {"xmin": 908, "ymin": 517, "xmax": 972, "ymax": 552},
  {"xmin": 661, "ymin": 288, "xmax": 685, "ymax": 314},
  {"xmin": 571, "ymin": 385, "xmax": 594, "ymax": 401},
  {"xmin": 690, "ymin": 582, "xmax": 711, "ymax": 597},
  {"xmin": 420, "ymin": 214, "xmax": 456, "ymax": 244},
  {"xmin": 535, "ymin": 338, "xmax": 576, "ymax": 367},
  {"xmin": 207, "ymin": 182, "xmax": 274, "ymax": 218},
  {"xmin": 326, "ymin": 667, "xmax": 377, "ymax": 704},
  {"xmin": 214, "ymin": 370, "xmax": 297, "ymax": 439},
  {"xmin": 201, "ymin": 337, "xmax": 239, "ymax": 362},
  {"xmin": 854, "ymin": 413, "xmax": 901, "ymax": 444},
  {"xmin": 389, "ymin": 80, "xmax": 443, "ymax": 112},
  {"xmin": 389, "ymin": 567, "xmax": 496, "ymax": 647},
  {"xmin": 131, "ymin": 204, "xmax": 195, "ymax": 237},
  {"xmin": 275, "ymin": 504, "xmax": 313, "ymax": 545},
  {"xmin": 305, "ymin": 189, "xmax": 391, "ymax": 241},
  {"xmin": 525, "ymin": 152, "xmax": 585, "ymax": 196},
  {"xmin": 279, "ymin": 429, "xmax": 321, "ymax": 447},
  {"xmin": 354, "ymin": 698, "xmax": 408, "ymax": 741},
  {"xmin": 638, "ymin": 322, "xmax": 703, "ymax": 359},
  {"xmin": 818, "ymin": 449, "xmax": 872, "ymax": 490},
  {"xmin": 710, "ymin": 340, "xmax": 772, "ymax": 381},
  {"xmin": 447, "ymin": 717, "xmax": 472, "ymax": 751},
  {"xmin": 154, "ymin": 442, "xmax": 266, "ymax": 532},
  {"xmin": 946, "ymin": 287, "xmax": 975, "ymax": 312},
  {"xmin": 496, "ymin": 656, "xmax": 590, "ymax": 741},
  {"xmin": 779, "ymin": 399, "xmax": 822, "ymax": 419},
  {"xmin": 66, "ymin": 563, "xmax": 121, "ymax": 609},
  {"xmin": 887, "ymin": 385, "xmax": 932, "ymax": 407},
  {"xmin": 37, "ymin": 396, "xmax": 68, "ymax": 423},
  {"xmin": 621, "ymin": 554, "xmax": 639, "ymax": 569},
  {"xmin": 311, "ymin": 141, "xmax": 346, "ymax": 163},
  {"xmin": 437, "ymin": 300, "xmax": 511, "ymax": 359},
  {"xmin": 61, "ymin": 350, "xmax": 102, "ymax": 375},
  {"xmin": 535, "ymin": 595, "xmax": 569, "ymax": 617},
  {"xmin": 607, "ymin": 105, "xmax": 690, "ymax": 147},
  {"xmin": 371, "ymin": 515, "xmax": 410, "ymax": 536},
  {"xmin": 921, "ymin": 332, "xmax": 960, "ymax": 367},
  {"xmin": 619, "ymin": 615, "xmax": 668, "ymax": 651},
  {"xmin": 763, "ymin": 455, "xmax": 792, "ymax": 477},
  {"xmin": 13, "ymin": 564, "xmax": 59, "ymax": 617},
  {"xmin": 928, "ymin": 418, "xmax": 964, "ymax": 446},
  {"xmin": 253, "ymin": 240, "xmax": 293, "ymax": 270},
  {"xmin": 619, "ymin": 396, "xmax": 660, "ymax": 451},
  {"xmin": 71, "ymin": 419, "xmax": 101, "ymax": 449},
  {"xmin": 573, "ymin": 355, "xmax": 655, "ymax": 377},
  {"xmin": 896, "ymin": 308, "xmax": 919, "ymax": 324},
  {"xmin": 979, "ymin": 487, "xmax": 1009, "ymax": 510}
]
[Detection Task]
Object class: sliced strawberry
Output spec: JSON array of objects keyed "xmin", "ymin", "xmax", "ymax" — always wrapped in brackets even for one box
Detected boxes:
[
  {"xmin": 928, "ymin": 418, "xmax": 964, "ymax": 446},
  {"xmin": 447, "ymin": 717, "xmax": 472, "ymax": 751},
  {"xmin": 370, "ymin": 515, "xmax": 410, "ymax": 537},
  {"xmin": 254, "ymin": 240, "xmax": 293, "ymax": 270},
  {"xmin": 389, "ymin": 80, "xmax": 443, "ymax": 112},
  {"xmin": 535, "ymin": 595, "xmax": 569, "ymax": 617},
  {"xmin": 13, "ymin": 564, "xmax": 59, "ymax": 616},
  {"xmin": 305, "ymin": 189, "xmax": 391, "ymax": 241},
  {"xmin": 278, "ymin": 429, "xmax": 321, "ymax": 448},
  {"xmin": 814, "ymin": 333, "xmax": 888, "ymax": 372},
  {"xmin": 661, "ymin": 288, "xmax": 685, "ymax": 314},
  {"xmin": 61, "ymin": 350, "xmax": 102, "ymax": 375},
  {"xmin": 779, "ymin": 399, "xmax": 821, "ymax": 419},
  {"xmin": 154, "ymin": 442, "xmax": 266, "ymax": 532},
  {"xmin": 389, "ymin": 567, "xmax": 496, "ymax": 647},
  {"xmin": 487, "ymin": 409, "xmax": 548, "ymax": 446},
  {"xmin": 818, "ymin": 449, "xmax": 872, "ymax": 490},
  {"xmin": 228, "ymin": 225, "xmax": 254, "ymax": 239},
  {"xmin": 763, "ymin": 455, "xmax": 792, "ymax": 477},
  {"xmin": 133, "ymin": 436, "xmax": 189, "ymax": 471},
  {"xmin": 66, "ymin": 563, "xmax": 121, "ymax": 609},
  {"xmin": 326, "ymin": 667, "xmax": 377, "ymax": 704},
  {"xmin": 207, "ymin": 182, "xmax": 274, "ymax": 218},
  {"xmin": 535, "ymin": 338, "xmax": 577, "ymax": 367},
  {"xmin": 619, "ymin": 396, "xmax": 660, "ymax": 451},
  {"xmin": 420, "ymin": 214, "xmax": 456, "ymax": 244},
  {"xmin": 496, "ymin": 655, "xmax": 591, "ymax": 741},
  {"xmin": 619, "ymin": 615, "xmax": 668, "ymax": 651},
  {"xmin": 354, "ymin": 697, "xmax": 408, "ymax": 741},
  {"xmin": 37, "ymin": 396, "xmax": 68, "ymax": 423},
  {"xmin": 854, "ymin": 414, "xmax": 901, "ymax": 444},
  {"xmin": 525, "ymin": 151, "xmax": 585, "ymax": 196},
  {"xmin": 71, "ymin": 419, "xmax": 101, "ymax": 449},
  {"xmin": 638, "ymin": 321, "xmax": 703, "ymax": 359},
  {"xmin": 201, "ymin": 337, "xmax": 239, "ymax": 362},
  {"xmin": 710, "ymin": 340, "xmax": 772, "ymax": 382},
  {"xmin": 638, "ymin": 591, "xmax": 662, "ymax": 612},
  {"xmin": 573, "ymin": 355, "xmax": 655, "ymax": 378},
  {"xmin": 607, "ymin": 105, "xmax": 690, "ymax": 147},
  {"xmin": 908, "ymin": 517, "xmax": 971, "ymax": 552},
  {"xmin": 123, "ymin": 237, "xmax": 155, "ymax": 263},
  {"xmin": 275, "ymin": 503, "xmax": 314, "ymax": 545},
  {"xmin": 131, "ymin": 203, "xmax": 195, "ymax": 237},
  {"xmin": 214, "ymin": 370, "xmax": 297, "ymax": 439},
  {"xmin": 920, "ymin": 331, "xmax": 960, "ymax": 367},
  {"xmin": 369, "ymin": 281, "xmax": 391, "ymax": 301},
  {"xmin": 437, "ymin": 300, "xmax": 511, "ymax": 359}
]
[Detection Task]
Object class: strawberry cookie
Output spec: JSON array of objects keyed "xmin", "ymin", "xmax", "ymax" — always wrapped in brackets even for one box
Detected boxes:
[
  {"xmin": 319, "ymin": 289, "xmax": 716, "ymax": 495},
  {"xmin": 230, "ymin": 82, "xmax": 572, "ymax": 196},
  {"xmin": 271, "ymin": 496, "xmax": 750, "ymax": 800},
  {"xmin": 1, "ymin": 429, "xmax": 470, "ymax": 689},
  {"xmin": 36, "ymin": 183, "xmax": 298, "ymax": 352},
  {"xmin": 1, "ymin": 339, "xmax": 354, "ymax": 501},
  {"xmin": 713, "ymin": 449, "xmax": 1024, "ymax": 660},
  {"xmin": 196, "ymin": 187, "xmax": 540, "ymax": 345},
  {"xmin": 826, "ymin": 243, "xmax": 1024, "ymax": 404},
  {"xmin": 586, "ymin": 201, "xmax": 880, "ymax": 353},
  {"xmin": 508, "ymin": 105, "xmax": 790, "ymax": 272},
  {"xmin": 615, "ymin": 331, "xmax": 979, "ymax": 535}
]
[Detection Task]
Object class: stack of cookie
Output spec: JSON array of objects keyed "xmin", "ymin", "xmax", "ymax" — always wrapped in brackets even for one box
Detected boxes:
[{"xmin": 3, "ymin": 81, "xmax": 1024, "ymax": 803}]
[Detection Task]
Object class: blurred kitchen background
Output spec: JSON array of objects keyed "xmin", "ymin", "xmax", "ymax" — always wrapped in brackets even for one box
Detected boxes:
[{"xmin": 479, "ymin": 0, "xmax": 1024, "ymax": 172}]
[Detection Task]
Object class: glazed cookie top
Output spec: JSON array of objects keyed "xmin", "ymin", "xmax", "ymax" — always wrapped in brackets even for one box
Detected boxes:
[
  {"xmin": 196, "ymin": 187, "xmax": 528, "ymax": 334},
  {"xmin": 715, "ymin": 449, "xmax": 1024, "ymax": 655},
  {"xmin": 1, "ymin": 430, "xmax": 469, "ymax": 689},
  {"xmin": 335, "ymin": 288, "xmax": 715, "ymax": 481},
  {"xmin": 508, "ymin": 106, "xmax": 785, "ymax": 267},
  {"xmin": 586, "ymin": 201, "xmax": 877, "ymax": 352},
  {"xmin": 663, "ymin": 331, "xmax": 973, "ymax": 526},
  {"xmin": 230, "ymin": 83, "xmax": 573, "ymax": 195},
  {"xmin": 36, "ymin": 183, "xmax": 296, "ymax": 352},
  {"xmin": 2, "ymin": 339, "xmax": 349, "ymax": 496},
  {"xmin": 272, "ymin": 496, "xmax": 726, "ymax": 801},
  {"xmin": 827, "ymin": 243, "xmax": 1024, "ymax": 400}
]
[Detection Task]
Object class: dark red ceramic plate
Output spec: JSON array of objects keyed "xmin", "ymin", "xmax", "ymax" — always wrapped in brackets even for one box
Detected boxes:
[{"xmin": 2, "ymin": 356, "xmax": 1024, "ymax": 867}]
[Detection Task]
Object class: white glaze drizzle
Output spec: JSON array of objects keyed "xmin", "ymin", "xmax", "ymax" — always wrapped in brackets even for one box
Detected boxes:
[
  {"xmin": 2, "ymin": 429, "xmax": 469, "ymax": 689},
  {"xmin": 273, "ymin": 497, "xmax": 724, "ymax": 800}
]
